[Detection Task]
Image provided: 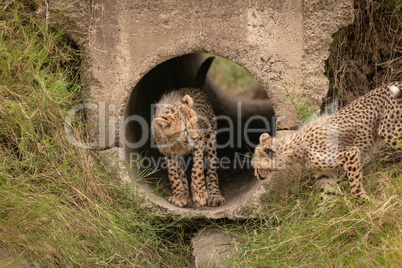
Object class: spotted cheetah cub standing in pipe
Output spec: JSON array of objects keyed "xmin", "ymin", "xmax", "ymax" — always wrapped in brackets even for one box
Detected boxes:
[
  {"xmin": 152, "ymin": 57, "xmax": 225, "ymax": 208},
  {"xmin": 252, "ymin": 82, "xmax": 402, "ymax": 202}
]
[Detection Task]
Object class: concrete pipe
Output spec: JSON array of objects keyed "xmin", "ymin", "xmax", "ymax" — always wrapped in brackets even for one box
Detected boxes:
[
  {"xmin": 49, "ymin": 0, "xmax": 354, "ymax": 218},
  {"xmin": 123, "ymin": 53, "xmax": 274, "ymax": 218}
]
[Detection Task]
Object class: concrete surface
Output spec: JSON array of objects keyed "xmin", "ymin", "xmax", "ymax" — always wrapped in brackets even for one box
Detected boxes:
[
  {"xmin": 48, "ymin": 0, "xmax": 354, "ymax": 218},
  {"xmin": 103, "ymin": 147, "xmax": 268, "ymax": 219},
  {"xmin": 49, "ymin": 0, "xmax": 354, "ymax": 143}
]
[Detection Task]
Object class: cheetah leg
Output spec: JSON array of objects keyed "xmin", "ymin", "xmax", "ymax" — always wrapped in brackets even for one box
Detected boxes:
[
  {"xmin": 166, "ymin": 156, "xmax": 191, "ymax": 207},
  {"xmin": 176, "ymin": 156, "xmax": 190, "ymax": 198},
  {"xmin": 339, "ymin": 147, "xmax": 369, "ymax": 201},
  {"xmin": 191, "ymin": 148, "xmax": 208, "ymax": 207},
  {"xmin": 312, "ymin": 171, "xmax": 339, "ymax": 201},
  {"xmin": 205, "ymin": 133, "xmax": 225, "ymax": 207},
  {"xmin": 378, "ymin": 120, "xmax": 402, "ymax": 150}
]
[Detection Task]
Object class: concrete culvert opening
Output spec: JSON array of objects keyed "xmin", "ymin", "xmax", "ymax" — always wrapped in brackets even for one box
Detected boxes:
[{"xmin": 123, "ymin": 53, "xmax": 275, "ymax": 219}]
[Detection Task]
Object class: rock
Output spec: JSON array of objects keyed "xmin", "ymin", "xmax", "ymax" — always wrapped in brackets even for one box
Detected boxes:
[{"xmin": 191, "ymin": 227, "xmax": 242, "ymax": 268}]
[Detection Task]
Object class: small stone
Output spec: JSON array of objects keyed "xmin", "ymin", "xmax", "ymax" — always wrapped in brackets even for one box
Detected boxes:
[{"xmin": 191, "ymin": 227, "xmax": 242, "ymax": 268}]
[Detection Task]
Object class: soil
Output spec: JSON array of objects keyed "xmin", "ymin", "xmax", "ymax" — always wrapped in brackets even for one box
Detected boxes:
[{"xmin": 324, "ymin": 0, "xmax": 402, "ymax": 111}]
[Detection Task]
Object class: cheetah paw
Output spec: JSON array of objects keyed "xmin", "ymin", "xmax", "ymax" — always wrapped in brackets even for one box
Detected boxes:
[
  {"xmin": 192, "ymin": 191, "xmax": 208, "ymax": 207},
  {"xmin": 207, "ymin": 194, "xmax": 225, "ymax": 207},
  {"xmin": 168, "ymin": 195, "xmax": 191, "ymax": 207}
]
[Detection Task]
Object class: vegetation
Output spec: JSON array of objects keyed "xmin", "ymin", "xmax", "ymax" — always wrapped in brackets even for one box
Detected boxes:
[
  {"xmin": 0, "ymin": 2, "xmax": 189, "ymax": 266},
  {"xmin": 1, "ymin": 0, "xmax": 401, "ymax": 267},
  {"xmin": 209, "ymin": 56, "xmax": 259, "ymax": 95},
  {"xmin": 325, "ymin": 0, "xmax": 402, "ymax": 108},
  {"xmin": 282, "ymin": 82, "xmax": 318, "ymax": 123},
  {"xmin": 222, "ymin": 153, "xmax": 402, "ymax": 267},
  {"xmin": 223, "ymin": 0, "xmax": 402, "ymax": 266}
]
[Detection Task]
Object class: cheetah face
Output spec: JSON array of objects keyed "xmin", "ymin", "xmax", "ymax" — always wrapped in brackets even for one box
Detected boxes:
[
  {"xmin": 252, "ymin": 133, "xmax": 287, "ymax": 180},
  {"xmin": 153, "ymin": 95, "xmax": 197, "ymax": 143}
]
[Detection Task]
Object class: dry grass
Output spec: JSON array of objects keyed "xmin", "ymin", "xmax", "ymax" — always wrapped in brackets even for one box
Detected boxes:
[
  {"xmin": 1, "ymin": 0, "xmax": 402, "ymax": 267},
  {"xmin": 220, "ymin": 2, "xmax": 402, "ymax": 265},
  {"xmin": 220, "ymin": 154, "xmax": 402, "ymax": 267},
  {"xmin": 0, "ymin": 1, "xmax": 189, "ymax": 266},
  {"xmin": 325, "ymin": 0, "xmax": 402, "ymax": 108}
]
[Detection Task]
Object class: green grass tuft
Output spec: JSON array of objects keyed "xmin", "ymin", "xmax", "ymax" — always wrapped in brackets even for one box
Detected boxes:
[
  {"xmin": 281, "ymin": 82, "xmax": 318, "ymax": 123},
  {"xmin": 0, "ymin": 2, "xmax": 189, "ymax": 266}
]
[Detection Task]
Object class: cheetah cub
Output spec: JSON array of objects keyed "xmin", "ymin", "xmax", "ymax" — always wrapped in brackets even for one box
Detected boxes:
[
  {"xmin": 252, "ymin": 82, "xmax": 402, "ymax": 202},
  {"xmin": 152, "ymin": 57, "xmax": 225, "ymax": 208}
]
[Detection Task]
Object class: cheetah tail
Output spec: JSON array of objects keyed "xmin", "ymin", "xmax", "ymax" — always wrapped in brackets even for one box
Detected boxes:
[
  {"xmin": 193, "ymin": 56, "xmax": 215, "ymax": 89},
  {"xmin": 390, "ymin": 85, "xmax": 402, "ymax": 98}
]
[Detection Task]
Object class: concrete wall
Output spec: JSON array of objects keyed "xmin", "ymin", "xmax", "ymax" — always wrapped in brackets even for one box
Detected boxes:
[
  {"xmin": 49, "ymin": 0, "xmax": 353, "ymax": 146},
  {"xmin": 48, "ymin": 0, "xmax": 354, "ymax": 218}
]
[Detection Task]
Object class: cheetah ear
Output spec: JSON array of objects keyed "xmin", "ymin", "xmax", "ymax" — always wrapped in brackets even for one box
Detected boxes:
[
  {"xmin": 154, "ymin": 117, "xmax": 169, "ymax": 129},
  {"xmin": 259, "ymin": 133, "xmax": 272, "ymax": 143},
  {"xmin": 182, "ymin": 95, "xmax": 194, "ymax": 107},
  {"xmin": 254, "ymin": 146, "xmax": 264, "ymax": 154}
]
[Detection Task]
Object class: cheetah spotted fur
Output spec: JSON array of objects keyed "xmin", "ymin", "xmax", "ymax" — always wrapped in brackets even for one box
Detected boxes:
[
  {"xmin": 152, "ymin": 57, "xmax": 225, "ymax": 208},
  {"xmin": 252, "ymin": 82, "xmax": 402, "ymax": 202}
]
